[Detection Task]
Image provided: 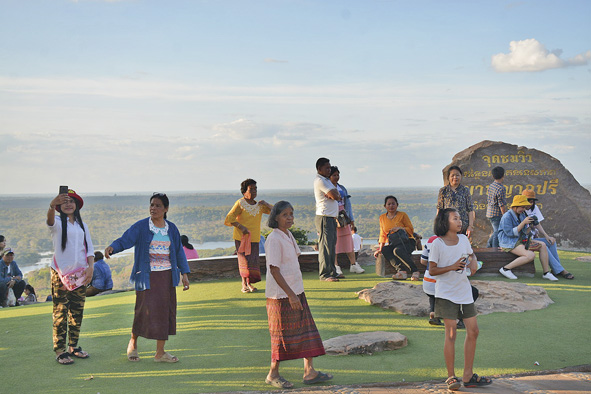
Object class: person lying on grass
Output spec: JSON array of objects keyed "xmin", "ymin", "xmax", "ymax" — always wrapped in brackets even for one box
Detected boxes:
[
  {"xmin": 264, "ymin": 201, "xmax": 333, "ymax": 389},
  {"xmin": 428, "ymin": 208, "xmax": 492, "ymax": 391}
]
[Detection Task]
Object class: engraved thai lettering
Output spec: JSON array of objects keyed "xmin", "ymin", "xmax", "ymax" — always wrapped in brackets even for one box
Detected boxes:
[
  {"xmin": 536, "ymin": 181, "xmax": 548, "ymax": 195},
  {"xmin": 501, "ymin": 155, "xmax": 509, "ymax": 163},
  {"xmin": 549, "ymin": 179, "xmax": 558, "ymax": 195},
  {"xmin": 482, "ymin": 155, "xmax": 491, "ymax": 167}
]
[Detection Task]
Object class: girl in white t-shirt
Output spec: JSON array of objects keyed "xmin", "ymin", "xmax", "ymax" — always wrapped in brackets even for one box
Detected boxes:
[{"xmin": 429, "ymin": 208, "xmax": 491, "ymax": 391}]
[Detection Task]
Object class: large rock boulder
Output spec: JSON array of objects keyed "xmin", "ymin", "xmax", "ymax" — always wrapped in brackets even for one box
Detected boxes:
[
  {"xmin": 442, "ymin": 140, "xmax": 591, "ymax": 251},
  {"xmin": 323, "ymin": 331, "xmax": 407, "ymax": 355},
  {"xmin": 356, "ymin": 280, "xmax": 553, "ymax": 316}
]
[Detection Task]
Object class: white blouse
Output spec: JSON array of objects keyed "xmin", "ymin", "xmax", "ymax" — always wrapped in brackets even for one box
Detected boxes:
[
  {"xmin": 49, "ymin": 218, "xmax": 94, "ymax": 274},
  {"xmin": 265, "ymin": 229, "xmax": 304, "ymax": 299}
]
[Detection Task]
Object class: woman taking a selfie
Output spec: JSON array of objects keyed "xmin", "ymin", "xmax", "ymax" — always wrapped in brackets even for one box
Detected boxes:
[{"xmin": 47, "ymin": 188, "xmax": 95, "ymax": 365}]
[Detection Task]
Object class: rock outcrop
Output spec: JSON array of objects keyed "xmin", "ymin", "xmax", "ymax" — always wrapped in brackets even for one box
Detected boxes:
[
  {"xmin": 442, "ymin": 140, "xmax": 591, "ymax": 251},
  {"xmin": 323, "ymin": 331, "xmax": 407, "ymax": 355},
  {"xmin": 356, "ymin": 280, "xmax": 553, "ymax": 316}
]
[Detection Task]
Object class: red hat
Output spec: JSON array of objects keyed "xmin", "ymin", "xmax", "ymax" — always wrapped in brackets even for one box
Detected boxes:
[{"xmin": 56, "ymin": 189, "xmax": 84, "ymax": 212}]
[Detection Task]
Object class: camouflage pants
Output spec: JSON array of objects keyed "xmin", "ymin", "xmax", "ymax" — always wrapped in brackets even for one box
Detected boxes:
[{"xmin": 51, "ymin": 268, "xmax": 86, "ymax": 353}]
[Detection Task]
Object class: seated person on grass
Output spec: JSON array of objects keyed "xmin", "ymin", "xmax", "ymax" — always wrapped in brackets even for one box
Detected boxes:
[
  {"xmin": 497, "ymin": 195, "xmax": 557, "ymax": 281},
  {"xmin": 1, "ymin": 248, "xmax": 26, "ymax": 306},
  {"xmin": 86, "ymin": 251, "xmax": 113, "ymax": 297}
]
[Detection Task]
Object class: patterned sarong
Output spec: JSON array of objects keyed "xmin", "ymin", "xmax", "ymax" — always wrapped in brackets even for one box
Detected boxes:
[
  {"xmin": 235, "ymin": 240, "xmax": 261, "ymax": 283},
  {"xmin": 266, "ymin": 292, "xmax": 326, "ymax": 361}
]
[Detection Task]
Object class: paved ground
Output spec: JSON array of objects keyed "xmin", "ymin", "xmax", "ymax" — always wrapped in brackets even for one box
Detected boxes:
[{"xmin": 233, "ymin": 366, "xmax": 591, "ymax": 394}]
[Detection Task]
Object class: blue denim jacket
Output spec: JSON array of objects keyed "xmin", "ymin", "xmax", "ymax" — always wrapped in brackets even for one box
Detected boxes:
[
  {"xmin": 498, "ymin": 210, "xmax": 525, "ymax": 249},
  {"xmin": 337, "ymin": 183, "xmax": 354, "ymax": 222},
  {"xmin": 109, "ymin": 218, "xmax": 190, "ymax": 291}
]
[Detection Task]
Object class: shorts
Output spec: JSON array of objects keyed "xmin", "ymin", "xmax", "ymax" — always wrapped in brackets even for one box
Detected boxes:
[{"xmin": 434, "ymin": 298, "xmax": 477, "ymax": 320}]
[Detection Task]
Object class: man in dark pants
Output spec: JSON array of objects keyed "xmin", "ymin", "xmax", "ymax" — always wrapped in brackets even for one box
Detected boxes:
[
  {"xmin": 313, "ymin": 157, "xmax": 342, "ymax": 282},
  {"xmin": 1, "ymin": 248, "xmax": 26, "ymax": 306}
]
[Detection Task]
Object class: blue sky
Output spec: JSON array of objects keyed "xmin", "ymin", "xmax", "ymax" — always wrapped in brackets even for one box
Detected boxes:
[{"xmin": 1, "ymin": 0, "xmax": 590, "ymax": 195}]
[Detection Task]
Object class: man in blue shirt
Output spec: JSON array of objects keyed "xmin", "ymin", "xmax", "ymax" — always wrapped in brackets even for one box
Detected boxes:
[
  {"xmin": 1, "ymin": 248, "xmax": 26, "ymax": 306},
  {"xmin": 86, "ymin": 251, "xmax": 113, "ymax": 297}
]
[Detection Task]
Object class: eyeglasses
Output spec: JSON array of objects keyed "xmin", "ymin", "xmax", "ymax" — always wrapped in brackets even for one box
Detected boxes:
[{"xmin": 527, "ymin": 199, "xmax": 535, "ymax": 202}]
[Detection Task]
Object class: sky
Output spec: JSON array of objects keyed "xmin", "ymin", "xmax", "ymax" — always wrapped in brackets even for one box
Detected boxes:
[{"xmin": 1, "ymin": 0, "xmax": 590, "ymax": 195}]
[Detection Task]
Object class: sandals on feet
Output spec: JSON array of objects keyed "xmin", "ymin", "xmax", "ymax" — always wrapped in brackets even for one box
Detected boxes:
[
  {"xmin": 560, "ymin": 271, "xmax": 575, "ymax": 280},
  {"xmin": 464, "ymin": 373, "xmax": 492, "ymax": 387},
  {"xmin": 127, "ymin": 348, "xmax": 140, "ymax": 362},
  {"xmin": 392, "ymin": 271, "xmax": 408, "ymax": 280},
  {"xmin": 410, "ymin": 271, "xmax": 420, "ymax": 281},
  {"xmin": 265, "ymin": 376, "xmax": 293, "ymax": 389},
  {"xmin": 56, "ymin": 352, "xmax": 74, "ymax": 365},
  {"xmin": 154, "ymin": 352, "xmax": 179, "ymax": 363},
  {"xmin": 445, "ymin": 376, "xmax": 461, "ymax": 391},
  {"xmin": 70, "ymin": 346, "xmax": 89, "ymax": 359},
  {"xmin": 303, "ymin": 371, "xmax": 333, "ymax": 385}
]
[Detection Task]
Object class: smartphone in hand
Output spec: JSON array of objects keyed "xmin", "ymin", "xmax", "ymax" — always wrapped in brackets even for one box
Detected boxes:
[{"xmin": 59, "ymin": 185, "xmax": 68, "ymax": 195}]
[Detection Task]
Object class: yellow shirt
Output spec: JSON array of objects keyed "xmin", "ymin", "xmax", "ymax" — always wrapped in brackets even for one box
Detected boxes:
[
  {"xmin": 224, "ymin": 198, "xmax": 271, "ymax": 241},
  {"xmin": 378, "ymin": 211, "xmax": 414, "ymax": 244}
]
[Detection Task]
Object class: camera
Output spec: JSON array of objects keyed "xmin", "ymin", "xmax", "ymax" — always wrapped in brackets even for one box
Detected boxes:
[{"xmin": 530, "ymin": 215, "xmax": 539, "ymax": 226}]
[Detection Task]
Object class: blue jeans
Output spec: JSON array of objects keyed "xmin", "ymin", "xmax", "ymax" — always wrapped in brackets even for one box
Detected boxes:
[
  {"xmin": 487, "ymin": 216, "xmax": 502, "ymax": 248},
  {"xmin": 535, "ymin": 238, "xmax": 564, "ymax": 274}
]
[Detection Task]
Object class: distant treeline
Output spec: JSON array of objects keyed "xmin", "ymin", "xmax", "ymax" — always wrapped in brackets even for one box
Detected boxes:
[{"xmin": 0, "ymin": 188, "xmax": 439, "ymax": 268}]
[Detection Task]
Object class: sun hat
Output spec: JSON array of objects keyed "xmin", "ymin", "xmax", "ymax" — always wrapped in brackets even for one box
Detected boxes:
[
  {"xmin": 510, "ymin": 195, "xmax": 532, "ymax": 208},
  {"xmin": 522, "ymin": 189, "xmax": 537, "ymax": 201},
  {"xmin": 56, "ymin": 189, "xmax": 84, "ymax": 212}
]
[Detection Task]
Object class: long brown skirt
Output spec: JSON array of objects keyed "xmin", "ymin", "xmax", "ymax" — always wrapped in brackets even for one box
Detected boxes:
[
  {"xmin": 266, "ymin": 292, "xmax": 326, "ymax": 362},
  {"xmin": 235, "ymin": 240, "xmax": 261, "ymax": 283},
  {"xmin": 132, "ymin": 270, "xmax": 176, "ymax": 340}
]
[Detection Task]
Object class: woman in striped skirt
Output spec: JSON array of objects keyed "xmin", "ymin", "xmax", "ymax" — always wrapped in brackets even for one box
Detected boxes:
[{"xmin": 264, "ymin": 201, "xmax": 333, "ymax": 389}]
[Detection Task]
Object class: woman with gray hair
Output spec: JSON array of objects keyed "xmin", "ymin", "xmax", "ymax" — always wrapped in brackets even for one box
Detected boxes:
[{"xmin": 264, "ymin": 201, "xmax": 333, "ymax": 389}]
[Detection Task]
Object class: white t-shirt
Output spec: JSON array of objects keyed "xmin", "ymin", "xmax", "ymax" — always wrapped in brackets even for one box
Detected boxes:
[
  {"xmin": 265, "ymin": 229, "xmax": 304, "ymax": 299},
  {"xmin": 352, "ymin": 233, "xmax": 363, "ymax": 252},
  {"xmin": 49, "ymin": 218, "xmax": 94, "ymax": 274},
  {"xmin": 421, "ymin": 236, "xmax": 438, "ymax": 296},
  {"xmin": 525, "ymin": 205, "xmax": 544, "ymax": 237},
  {"xmin": 314, "ymin": 174, "xmax": 338, "ymax": 217},
  {"xmin": 429, "ymin": 235, "xmax": 473, "ymax": 305}
]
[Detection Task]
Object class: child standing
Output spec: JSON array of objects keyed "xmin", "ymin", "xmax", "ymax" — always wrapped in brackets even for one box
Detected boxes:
[{"xmin": 429, "ymin": 208, "xmax": 492, "ymax": 391}]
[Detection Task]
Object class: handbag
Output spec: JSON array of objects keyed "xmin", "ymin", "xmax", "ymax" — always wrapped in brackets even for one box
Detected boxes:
[
  {"xmin": 336, "ymin": 210, "xmax": 352, "ymax": 228},
  {"xmin": 387, "ymin": 229, "xmax": 410, "ymax": 248},
  {"xmin": 6, "ymin": 288, "xmax": 16, "ymax": 307},
  {"xmin": 54, "ymin": 256, "xmax": 87, "ymax": 291}
]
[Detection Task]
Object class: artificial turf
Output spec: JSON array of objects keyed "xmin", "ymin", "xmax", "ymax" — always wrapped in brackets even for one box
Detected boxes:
[{"xmin": 1, "ymin": 251, "xmax": 589, "ymax": 393}]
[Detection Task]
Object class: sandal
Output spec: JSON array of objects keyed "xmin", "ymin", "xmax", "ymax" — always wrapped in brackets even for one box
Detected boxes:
[
  {"xmin": 303, "ymin": 371, "xmax": 333, "ymax": 385},
  {"xmin": 445, "ymin": 376, "xmax": 461, "ymax": 391},
  {"xmin": 248, "ymin": 286, "xmax": 258, "ymax": 292},
  {"xmin": 265, "ymin": 376, "xmax": 293, "ymax": 389},
  {"xmin": 127, "ymin": 348, "xmax": 140, "ymax": 362},
  {"xmin": 154, "ymin": 352, "xmax": 178, "ymax": 363},
  {"xmin": 428, "ymin": 317, "xmax": 444, "ymax": 326},
  {"xmin": 70, "ymin": 346, "xmax": 89, "ymax": 359},
  {"xmin": 559, "ymin": 271, "xmax": 575, "ymax": 280},
  {"xmin": 464, "ymin": 373, "xmax": 492, "ymax": 387},
  {"xmin": 410, "ymin": 271, "xmax": 420, "ymax": 281},
  {"xmin": 392, "ymin": 271, "xmax": 408, "ymax": 280},
  {"xmin": 56, "ymin": 352, "xmax": 74, "ymax": 365}
]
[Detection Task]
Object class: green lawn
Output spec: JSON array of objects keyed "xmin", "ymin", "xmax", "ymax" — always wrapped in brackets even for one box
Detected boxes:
[{"xmin": 2, "ymin": 251, "xmax": 589, "ymax": 393}]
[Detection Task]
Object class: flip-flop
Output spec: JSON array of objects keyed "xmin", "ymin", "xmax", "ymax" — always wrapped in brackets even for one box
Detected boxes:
[
  {"xmin": 265, "ymin": 376, "xmax": 293, "ymax": 389},
  {"xmin": 560, "ymin": 271, "xmax": 575, "ymax": 280},
  {"xmin": 127, "ymin": 348, "xmax": 140, "ymax": 362},
  {"xmin": 70, "ymin": 346, "xmax": 89, "ymax": 359},
  {"xmin": 56, "ymin": 352, "xmax": 74, "ymax": 365},
  {"xmin": 248, "ymin": 287, "xmax": 258, "ymax": 292},
  {"xmin": 154, "ymin": 352, "xmax": 178, "ymax": 363},
  {"xmin": 303, "ymin": 371, "xmax": 333, "ymax": 385}
]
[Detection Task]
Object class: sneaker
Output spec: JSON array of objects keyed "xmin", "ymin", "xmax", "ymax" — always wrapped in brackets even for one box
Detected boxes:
[
  {"xmin": 350, "ymin": 263, "xmax": 365, "ymax": 274},
  {"xmin": 542, "ymin": 272, "xmax": 558, "ymax": 281},
  {"xmin": 335, "ymin": 266, "xmax": 343, "ymax": 276},
  {"xmin": 499, "ymin": 267, "xmax": 518, "ymax": 280}
]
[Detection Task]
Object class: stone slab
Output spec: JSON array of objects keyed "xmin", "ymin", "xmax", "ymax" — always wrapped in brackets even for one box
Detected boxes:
[{"xmin": 323, "ymin": 331, "xmax": 407, "ymax": 356}]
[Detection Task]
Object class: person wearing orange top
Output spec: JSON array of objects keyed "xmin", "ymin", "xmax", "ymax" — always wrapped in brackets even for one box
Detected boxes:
[
  {"xmin": 373, "ymin": 195, "xmax": 420, "ymax": 280},
  {"xmin": 225, "ymin": 179, "xmax": 273, "ymax": 293}
]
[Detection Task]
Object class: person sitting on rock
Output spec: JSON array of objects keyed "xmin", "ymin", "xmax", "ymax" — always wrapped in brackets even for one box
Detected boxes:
[
  {"xmin": 86, "ymin": 251, "xmax": 113, "ymax": 297},
  {"xmin": 22, "ymin": 284, "xmax": 38, "ymax": 305},
  {"xmin": 522, "ymin": 190, "xmax": 574, "ymax": 280},
  {"xmin": 497, "ymin": 195, "xmax": 557, "ymax": 281}
]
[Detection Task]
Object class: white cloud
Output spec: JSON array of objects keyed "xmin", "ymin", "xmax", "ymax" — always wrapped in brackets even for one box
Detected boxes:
[{"xmin": 491, "ymin": 39, "xmax": 591, "ymax": 72}]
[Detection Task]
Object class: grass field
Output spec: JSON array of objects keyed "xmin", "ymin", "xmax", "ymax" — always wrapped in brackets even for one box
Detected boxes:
[{"xmin": 1, "ymin": 251, "xmax": 589, "ymax": 393}]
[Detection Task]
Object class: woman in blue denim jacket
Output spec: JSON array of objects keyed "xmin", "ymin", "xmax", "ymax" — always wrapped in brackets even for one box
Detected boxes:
[
  {"xmin": 497, "ymin": 195, "xmax": 556, "ymax": 281},
  {"xmin": 105, "ymin": 193, "xmax": 190, "ymax": 363}
]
